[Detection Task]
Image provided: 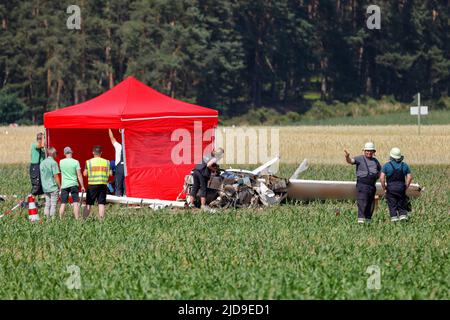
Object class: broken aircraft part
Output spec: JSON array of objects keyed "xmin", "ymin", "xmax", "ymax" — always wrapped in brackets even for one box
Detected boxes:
[{"xmin": 184, "ymin": 157, "xmax": 422, "ymax": 208}]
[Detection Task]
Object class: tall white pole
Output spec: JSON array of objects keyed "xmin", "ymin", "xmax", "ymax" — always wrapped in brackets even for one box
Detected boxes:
[{"xmin": 418, "ymin": 93, "xmax": 421, "ymax": 135}]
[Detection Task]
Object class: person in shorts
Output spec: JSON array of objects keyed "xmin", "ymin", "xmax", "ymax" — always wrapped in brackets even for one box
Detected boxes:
[
  {"xmin": 59, "ymin": 146, "xmax": 85, "ymax": 220},
  {"xmin": 83, "ymin": 145, "xmax": 111, "ymax": 220}
]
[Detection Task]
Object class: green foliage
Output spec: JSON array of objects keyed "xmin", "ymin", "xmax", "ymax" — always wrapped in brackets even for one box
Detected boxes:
[
  {"xmin": 303, "ymin": 97, "xmax": 407, "ymax": 121},
  {"xmin": 0, "ymin": 1, "xmax": 448, "ymax": 123},
  {"xmin": 0, "ymin": 90, "xmax": 28, "ymax": 124},
  {"xmin": 222, "ymin": 107, "xmax": 304, "ymax": 126},
  {"xmin": 436, "ymin": 96, "xmax": 450, "ymax": 110},
  {"xmin": 0, "ymin": 163, "xmax": 448, "ymax": 299},
  {"xmin": 295, "ymin": 110, "xmax": 450, "ymax": 126},
  {"xmin": 223, "ymin": 96, "xmax": 440, "ymax": 125}
]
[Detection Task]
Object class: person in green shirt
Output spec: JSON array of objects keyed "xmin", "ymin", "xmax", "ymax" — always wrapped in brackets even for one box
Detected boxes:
[
  {"xmin": 59, "ymin": 146, "xmax": 86, "ymax": 220},
  {"xmin": 30, "ymin": 132, "xmax": 46, "ymax": 196},
  {"xmin": 39, "ymin": 147, "xmax": 61, "ymax": 218}
]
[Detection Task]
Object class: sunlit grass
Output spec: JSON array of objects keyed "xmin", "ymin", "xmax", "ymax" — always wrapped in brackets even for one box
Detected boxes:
[{"xmin": 0, "ymin": 164, "xmax": 448, "ymax": 299}]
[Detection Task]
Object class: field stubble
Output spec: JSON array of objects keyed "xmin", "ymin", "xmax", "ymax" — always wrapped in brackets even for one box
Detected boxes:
[{"xmin": 1, "ymin": 125, "xmax": 450, "ymax": 165}]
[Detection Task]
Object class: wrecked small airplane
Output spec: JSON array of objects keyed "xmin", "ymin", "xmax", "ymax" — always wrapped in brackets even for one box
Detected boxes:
[
  {"xmin": 99, "ymin": 156, "xmax": 423, "ymax": 209},
  {"xmin": 182, "ymin": 156, "xmax": 423, "ymax": 209}
]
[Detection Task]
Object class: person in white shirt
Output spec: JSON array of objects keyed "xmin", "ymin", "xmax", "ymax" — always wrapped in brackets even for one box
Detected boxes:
[{"xmin": 108, "ymin": 129, "xmax": 125, "ymax": 196}]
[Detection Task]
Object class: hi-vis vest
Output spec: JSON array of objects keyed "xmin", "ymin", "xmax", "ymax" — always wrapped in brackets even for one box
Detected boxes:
[{"xmin": 86, "ymin": 157, "xmax": 110, "ymax": 185}]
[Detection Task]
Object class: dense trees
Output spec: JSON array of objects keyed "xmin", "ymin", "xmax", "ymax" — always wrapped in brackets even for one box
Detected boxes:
[{"xmin": 0, "ymin": 0, "xmax": 448, "ymax": 124}]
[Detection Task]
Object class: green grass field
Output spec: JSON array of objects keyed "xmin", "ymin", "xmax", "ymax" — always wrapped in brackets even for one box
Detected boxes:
[
  {"xmin": 296, "ymin": 110, "xmax": 450, "ymax": 126},
  {"xmin": 0, "ymin": 164, "xmax": 448, "ymax": 299}
]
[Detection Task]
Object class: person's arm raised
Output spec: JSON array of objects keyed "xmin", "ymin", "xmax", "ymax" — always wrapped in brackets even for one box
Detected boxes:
[
  {"xmin": 108, "ymin": 129, "xmax": 117, "ymax": 145},
  {"xmin": 344, "ymin": 150, "xmax": 355, "ymax": 164}
]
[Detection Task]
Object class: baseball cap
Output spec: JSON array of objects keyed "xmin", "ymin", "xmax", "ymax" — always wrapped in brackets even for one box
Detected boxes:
[{"xmin": 64, "ymin": 146, "xmax": 73, "ymax": 154}]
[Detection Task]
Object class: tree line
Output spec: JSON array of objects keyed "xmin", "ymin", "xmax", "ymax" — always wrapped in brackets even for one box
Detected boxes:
[{"xmin": 0, "ymin": 0, "xmax": 448, "ymax": 124}]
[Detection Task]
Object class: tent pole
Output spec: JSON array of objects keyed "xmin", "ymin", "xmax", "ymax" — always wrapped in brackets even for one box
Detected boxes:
[
  {"xmin": 45, "ymin": 128, "xmax": 50, "ymax": 149},
  {"xmin": 121, "ymin": 128, "xmax": 127, "ymax": 193}
]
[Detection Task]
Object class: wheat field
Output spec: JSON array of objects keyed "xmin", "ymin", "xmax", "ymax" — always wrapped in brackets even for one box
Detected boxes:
[{"xmin": 1, "ymin": 125, "xmax": 450, "ymax": 165}]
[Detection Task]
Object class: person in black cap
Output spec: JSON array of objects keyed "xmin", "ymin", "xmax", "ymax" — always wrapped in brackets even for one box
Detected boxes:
[{"xmin": 59, "ymin": 146, "xmax": 85, "ymax": 220}]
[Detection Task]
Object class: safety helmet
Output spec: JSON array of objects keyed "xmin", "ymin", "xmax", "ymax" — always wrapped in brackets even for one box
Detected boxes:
[
  {"xmin": 363, "ymin": 142, "xmax": 376, "ymax": 151},
  {"xmin": 390, "ymin": 147, "xmax": 402, "ymax": 160}
]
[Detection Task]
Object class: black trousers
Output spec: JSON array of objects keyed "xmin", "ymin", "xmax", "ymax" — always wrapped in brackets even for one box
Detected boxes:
[
  {"xmin": 386, "ymin": 183, "xmax": 408, "ymax": 217},
  {"xmin": 356, "ymin": 183, "xmax": 376, "ymax": 220},
  {"xmin": 29, "ymin": 163, "xmax": 43, "ymax": 196},
  {"xmin": 191, "ymin": 170, "xmax": 208, "ymax": 198},
  {"xmin": 115, "ymin": 163, "xmax": 125, "ymax": 196}
]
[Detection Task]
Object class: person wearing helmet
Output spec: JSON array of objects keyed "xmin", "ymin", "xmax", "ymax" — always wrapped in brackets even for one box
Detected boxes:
[
  {"xmin": 380, "ymin": 147, "xmax": 413, "ymax": 222},
  {"xmin": 345, "ymin": 142, "xmax": 381, "ymax": 223}
]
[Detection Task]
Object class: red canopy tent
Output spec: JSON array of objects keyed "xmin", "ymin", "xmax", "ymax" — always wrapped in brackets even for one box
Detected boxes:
[{"xmin": 44, "ymin": 76, "xmax": 218, "ymax": 200}]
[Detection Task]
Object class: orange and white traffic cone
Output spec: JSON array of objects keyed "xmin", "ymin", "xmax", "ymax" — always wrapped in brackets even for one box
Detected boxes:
[{"xmin": 28, "ymin": 194, "xmax": 39, "ymax": 222}]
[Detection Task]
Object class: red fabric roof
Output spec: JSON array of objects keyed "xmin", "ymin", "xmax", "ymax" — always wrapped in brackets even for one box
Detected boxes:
[{"xmin": 44, "ymin": 76, "xmax": 218, "ymax": 128}]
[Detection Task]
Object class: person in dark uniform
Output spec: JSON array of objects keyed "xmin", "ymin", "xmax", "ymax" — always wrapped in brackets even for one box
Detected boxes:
[
  {"xmin": 30, "ymin": 132, "xmax": 46, "ymax": 197},
  {"xmin": 345, "ymin": 142, "xmax": 381, "ymax": 223},
  {"xmin": 380, "ymin": 147, "xmax": 413, "ymax": 222},
  {"xmin": 188, "ymin": 148, "xmax": 224, "ymax": 211}
]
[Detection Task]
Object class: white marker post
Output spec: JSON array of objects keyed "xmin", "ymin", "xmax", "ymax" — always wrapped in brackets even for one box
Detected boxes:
[{"xmin": 410, "ymin": 93, "xmax": 428, "ymax": 135}]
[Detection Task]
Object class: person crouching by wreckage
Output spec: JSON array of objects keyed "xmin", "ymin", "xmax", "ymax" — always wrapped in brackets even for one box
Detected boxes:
[
  {"xmin": 345, "ymin": 142, "xmax": 381, "ymax": 224},
  {"xmin": 188, "ymin": 148, "xmax": 224, "ymax": 212}
]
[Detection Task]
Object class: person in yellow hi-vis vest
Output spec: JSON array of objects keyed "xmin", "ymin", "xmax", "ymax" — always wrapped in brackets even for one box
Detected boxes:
[{"xmin": 83, "ymin": 145, "xmax": 111, "ymax": 219}]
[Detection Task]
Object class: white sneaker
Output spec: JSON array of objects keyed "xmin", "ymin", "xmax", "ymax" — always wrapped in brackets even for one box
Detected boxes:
[
  {"xmin": 391, "ymin": 216, "xmax": 399, "ymax": 222},
  {"xmin": 399, "ymin": 214, "xmax": 408, "ymax": 221},
  {"xmin": 358, "ymin": 218, "xmax": 365, "ymax": 224}
]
